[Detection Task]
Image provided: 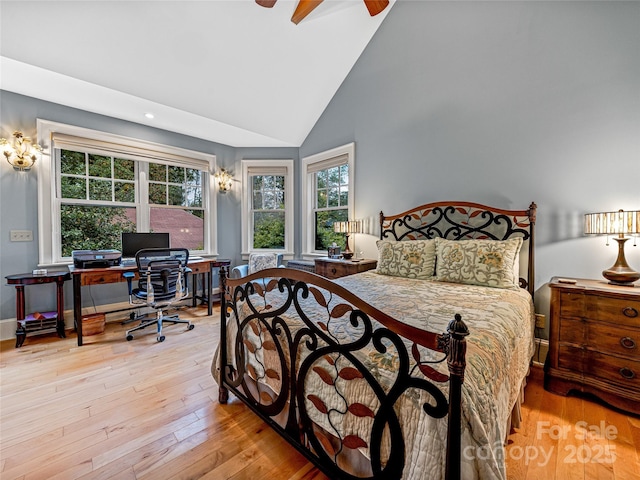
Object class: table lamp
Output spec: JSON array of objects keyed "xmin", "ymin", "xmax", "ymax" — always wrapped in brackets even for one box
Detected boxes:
[
  {"xmin": 584, "ymin": 209, "xmax": 640, "ymax": 286},
  {"xmin": 334, "ymin": 220, "xmax": 361, "ymax": 260}
]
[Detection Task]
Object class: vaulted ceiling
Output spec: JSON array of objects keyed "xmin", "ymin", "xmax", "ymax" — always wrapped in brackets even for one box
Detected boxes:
[{"xmin": 0, "ymin": 0, "xmax": 395, "ymax": 147}]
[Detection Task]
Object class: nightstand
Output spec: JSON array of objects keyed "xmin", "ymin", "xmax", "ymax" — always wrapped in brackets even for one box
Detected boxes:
[
  {"xmin": 314, "ymin": 258, "xmax": 377, "ymax": 279},
  {"xmin": 544, "ymin": 277, "xmax": 639, "ymax": 415}
]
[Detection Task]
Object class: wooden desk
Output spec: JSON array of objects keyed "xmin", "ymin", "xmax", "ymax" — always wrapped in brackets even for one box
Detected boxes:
[{"xmin": 69, "ymin": 258, "xmax": 230, "ymax": 346}]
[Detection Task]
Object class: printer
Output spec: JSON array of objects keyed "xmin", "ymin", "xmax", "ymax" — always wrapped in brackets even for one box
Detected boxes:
[{"xmin": 72, "ymin": 249, "xmax": 122, "ymax": 268}]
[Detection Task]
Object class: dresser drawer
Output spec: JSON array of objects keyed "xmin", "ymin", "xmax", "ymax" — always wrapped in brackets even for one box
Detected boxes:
[
  {"xmin": 585, "ymin": 295, "xmax": 640, "ymax": 327},
  {"xmin": 558, "ymin": 316, "xmax": 586, "ymax": 345},
  {"xmin": 587, "ymin": 323, "xmax": 639, "ymax": 356},
  {"xmin": 559, "ymin": 292, "xmax": 585, "ymax": 318},
  {"xmin": 583, "ymin": 350, "xmax": 640, "ymax": 389},
  {"xmin": 81, "ymin": 271, "xmax": 129, "ymax": 286},
  {"xmin": 316, "ymin": 262, "xmax": 351, "ymax": 279},
  {"xmin": 557, "ymin": 345, "xmax": 584, "ymax": 372}
]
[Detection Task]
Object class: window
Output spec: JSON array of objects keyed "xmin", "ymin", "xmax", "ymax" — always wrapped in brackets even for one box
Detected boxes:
[
  {"xmin": 301, "ymin": 143, "xmax": 355, "ymax": 257},
  {"xmin": 241, "ymin": 159, "xmax": 294, "ymax": 257},
  {"xmin": 37, "ymin": 120, "xmax": 217, "ymax": 265}
]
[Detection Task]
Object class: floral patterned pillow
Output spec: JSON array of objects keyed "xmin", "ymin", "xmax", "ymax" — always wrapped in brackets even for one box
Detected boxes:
[
  {"xmin": 434, "ymin": 237, "xmax": 523, "ymax": 289},
  {"xmin": 376, "ymin": 240, "xmax": 436, "ymax": 279},
  {"xmin": 248, "ymin": 253, "xmax": 279, "ymax": 274}
]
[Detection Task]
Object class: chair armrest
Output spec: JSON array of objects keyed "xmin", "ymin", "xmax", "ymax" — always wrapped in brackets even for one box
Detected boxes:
[
  {"xmin": 123, "ymin": 272, "xmax": 135, "ymax": 294},
  {"xmin": 231, "ymin": 265, "xmax": 249, "ymax": 279}
]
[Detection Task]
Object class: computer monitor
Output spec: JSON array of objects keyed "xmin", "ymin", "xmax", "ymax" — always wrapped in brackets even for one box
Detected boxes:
[{"xmin": 121, "ymin": 232, "xmax": 170, "ymax": 258}]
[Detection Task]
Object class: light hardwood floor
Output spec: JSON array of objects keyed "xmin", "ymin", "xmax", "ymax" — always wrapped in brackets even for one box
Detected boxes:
[{"xmin": 1, "ymin": 306, "xmax": 638, "ymax": 479}]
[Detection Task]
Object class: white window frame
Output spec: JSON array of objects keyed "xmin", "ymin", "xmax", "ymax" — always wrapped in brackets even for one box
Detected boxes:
[
  {"xmin": 241, "ymin": 159, "xmax": 294, "ymax": 259},
  {"xmin": 301, "ymin": 143, "xmax": 355, "ymax": 258},
  {"xmin": 36, "ymin": 119, "xmax": 218, "ymax": 266}
]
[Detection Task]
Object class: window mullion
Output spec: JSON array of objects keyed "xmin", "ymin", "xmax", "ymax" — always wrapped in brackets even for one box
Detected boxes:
[{"xmin": 138, "ymin": 162, "xmax": 149, "ymax": 231}]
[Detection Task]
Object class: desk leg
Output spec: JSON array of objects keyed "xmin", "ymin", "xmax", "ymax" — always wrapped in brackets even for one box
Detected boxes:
[
  {"xmin": 207, "ymin": 266, "xmax": 213, "ymax": 316},
  {"xmin": 73, "ymin": 274, "xmax": 83, "ymax": 346},
  {"xmin": 192, "ymin": 273, "xmax": 199, "ymax": 308},
  {"xmin": 15, "ymin": 285, "xmax": 26, "ymax": 348},
  {"xmin": 56, "ymin": 279, "xmax": 66, "ymax": 338}
]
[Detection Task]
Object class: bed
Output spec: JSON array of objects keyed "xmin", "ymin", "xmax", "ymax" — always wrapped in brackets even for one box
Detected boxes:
[{"xmin": 212, "ymin": 201, "xmax": 537, "ymax": 480}]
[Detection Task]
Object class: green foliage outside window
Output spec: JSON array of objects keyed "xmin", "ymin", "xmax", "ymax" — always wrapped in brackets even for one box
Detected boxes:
[
  {"xmin": 252, "ymin": 175, "xmax": 286, "ymax": 249},
  {"xmin": 314, "ymin": 163, "xmax": 349, "ymax": 250},
  {"xmin": 60, "ymin": 205, "xmax": 135, "ymax": 257},
  {"xmin": 58, "ymin": 151, "xmax": 205, "ymax": 256},
  {"xmin": 253, "ymin": 212, "xmax": 285, "ymax": 249},
  {"xmin": 315, "ymin": 209, "xmax": 348, "ymax": 250}
]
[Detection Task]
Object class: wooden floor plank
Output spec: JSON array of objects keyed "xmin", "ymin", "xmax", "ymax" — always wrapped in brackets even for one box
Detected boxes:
[{"xmin": 1, "ymin": 306, "xmax": 638, "ymax": 479}]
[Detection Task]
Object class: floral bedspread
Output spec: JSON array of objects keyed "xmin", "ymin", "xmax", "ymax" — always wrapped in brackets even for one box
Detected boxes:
[{"xmin": 213, "ymin": 271, "xmax": 534, "ymax": 480}]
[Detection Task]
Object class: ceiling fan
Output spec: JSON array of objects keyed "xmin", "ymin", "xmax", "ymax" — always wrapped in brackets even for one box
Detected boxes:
[{"xmin": 256, "ymin": 0, "xmax": 390, "ymax": 25}]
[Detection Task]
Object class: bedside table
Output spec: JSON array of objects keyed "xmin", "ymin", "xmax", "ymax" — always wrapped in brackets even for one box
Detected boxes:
[
  {"xmin": 314, "ymin": 258, "xmax": 377, "ymax": 279},
  {"xmin": 544, "ymin": 277, "xmax": 639, "ymax": 415}
]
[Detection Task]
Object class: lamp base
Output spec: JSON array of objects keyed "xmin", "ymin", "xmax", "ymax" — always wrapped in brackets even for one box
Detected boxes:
[
  {"xmin": 602, "ymin": 237, "xmax": 640, "ymax": 286},
  {"xmin": 342, "ymin": 234, "xmax": 354, "ymax": 259},
  {"xmin": 602, "ymin": 268, "xmax": 640, "ymax": 286}
]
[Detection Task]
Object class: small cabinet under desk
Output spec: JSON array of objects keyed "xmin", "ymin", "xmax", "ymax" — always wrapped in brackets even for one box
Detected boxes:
[{"xmin": 544, "ymin": 277, "xmax": 640, "ymax": 415}]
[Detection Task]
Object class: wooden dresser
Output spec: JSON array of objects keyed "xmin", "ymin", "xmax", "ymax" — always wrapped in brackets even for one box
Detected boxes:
[
  {"xmin": 314, "ymin": 258, "xmax": 377, "ymax": 279},
  {"xmin": 544, "ymin": 277, "xmax": 640, "ymax": 415}
]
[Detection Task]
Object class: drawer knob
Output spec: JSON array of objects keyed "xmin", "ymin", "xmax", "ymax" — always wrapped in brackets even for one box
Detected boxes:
[
  {"xmin": 620, "ymin": 336, "xmax": 637, "ymax": 349},
  {"xmin": 622, "ymin": 307, "xmax": 638, "ymax": 318},
  {"xmin": 331, "ymin": 268, "xmax": 337, "ymax": 274},
  {"xmin": 619, "ymin": 367, "xmax": 636, "ymax": 380}
]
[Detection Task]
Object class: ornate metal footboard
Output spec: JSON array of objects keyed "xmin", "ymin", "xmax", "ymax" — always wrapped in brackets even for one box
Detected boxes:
[{"xmin": 218, "ymin": 267, "xmax": 468, "ymax": 480}]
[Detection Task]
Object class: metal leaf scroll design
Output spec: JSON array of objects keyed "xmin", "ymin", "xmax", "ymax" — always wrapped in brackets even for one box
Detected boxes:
[
  {"xmin": 382, "ymin": 205, "xmax": 531, "ymax": 243},
  {"xmin": 411, "ymin": 343, "xmax": 449, "ymax": 383},
  {"xmin": 224, "ymin": 276, "xmax": 451, "ymax": 480},
  {"xmin": 296, "ymin": 308, "xmax": 449, "ymax": 480}
]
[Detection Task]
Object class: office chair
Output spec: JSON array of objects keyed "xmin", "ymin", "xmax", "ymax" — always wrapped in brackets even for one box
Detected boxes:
[{"xmin": 123, "ymin": 247, "xmax": 194, "ymax": 342}]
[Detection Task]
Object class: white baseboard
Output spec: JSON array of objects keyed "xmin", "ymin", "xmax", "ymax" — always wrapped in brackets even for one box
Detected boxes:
[{"xmin": 532, "ymin": 338, "xmax": 549, "ymax": 367}]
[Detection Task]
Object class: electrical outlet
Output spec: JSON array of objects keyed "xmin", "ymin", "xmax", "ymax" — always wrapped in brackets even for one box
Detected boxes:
[
  {"xmin": 10, "ymin": 230, "xmax": 33, "ymax": 242},
  {"xmin": 535, "ymin": 313, "xmax": 546, "ymax": 329}
]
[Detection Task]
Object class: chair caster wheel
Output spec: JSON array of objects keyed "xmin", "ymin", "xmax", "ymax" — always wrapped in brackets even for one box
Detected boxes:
[
  {"xmin": 188, "ymin": 324, "xmax": 195, "ymax": 331},
  {"xmin": 157, "ymin": 335, "xmax": 165, "ymax": 342},
  {"xmin": 126, "ymin": 334, "xmax": 134, "ymax": 341}
]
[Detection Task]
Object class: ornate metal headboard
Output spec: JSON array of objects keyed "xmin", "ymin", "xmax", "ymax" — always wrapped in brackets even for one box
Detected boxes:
[{"xmin": 380, "ymin": 201, "xmax": 537, "ymax": 296}]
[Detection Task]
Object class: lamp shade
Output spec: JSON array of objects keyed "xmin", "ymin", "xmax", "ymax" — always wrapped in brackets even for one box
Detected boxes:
[
  {"xmin": 334, "ymin": 220, "xmax": 361, "ymax": 234},
  {"xmin": 584, "ymin": 209, "xmax": 640, "ymax": 286},
  {"xmin": 584, "ymin": 210, "xmax": 640, "ymax": 235}
]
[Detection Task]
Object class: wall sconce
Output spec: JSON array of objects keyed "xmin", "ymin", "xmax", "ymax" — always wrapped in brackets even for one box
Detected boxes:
[
  {"xmin": 214, "ymin": 168, "xmax": 233, "ymax": 194},
  {"xmin": 334, "ymin": 220, "xmax": 362, "ymax": 260},
  {"xmin": 584, "ymin": 209, "xmax": 640, "ymax": 286},
  {"xmin": 1, "ymin": 131, "xmax": 43, "ymax": 171}
]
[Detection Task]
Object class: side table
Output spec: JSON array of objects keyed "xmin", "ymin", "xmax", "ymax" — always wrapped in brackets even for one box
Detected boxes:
[
  {"xmin": 5, "ymin": 271, "xmax": 71, "ymax": 348},
  {"xmin": 314, "ymin": 258, "xmax": 377, "ymax": 279}
]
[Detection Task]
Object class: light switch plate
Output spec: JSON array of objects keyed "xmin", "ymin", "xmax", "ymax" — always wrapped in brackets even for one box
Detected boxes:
[{"xmin": 10, "ymin": 230, "xmax": 33, "ymax": 242}]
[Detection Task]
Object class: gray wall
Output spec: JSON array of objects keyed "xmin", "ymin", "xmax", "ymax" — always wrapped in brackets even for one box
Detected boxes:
[
  {"xmin": 0, "ymin": 91, "xmax": 297, "ymax": 323},
  {"xmin": 1, "ymin": 1, "xmax": 639, "ymax": 337},
  {"xmin": 301, "ymin": 0, "xmax": 640, "ymax": 322}
]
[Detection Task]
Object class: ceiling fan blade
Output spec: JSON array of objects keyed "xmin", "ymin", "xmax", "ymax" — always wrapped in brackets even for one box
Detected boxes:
[
  {"xmin": 363, "ymin": 0, "xmax": 389, "ymax": 16},
  {"xmin": 291, "ymin": 0, "xmax": 323, "ymax": 24},
  {"xmin": 256, "ymin": 0, "xmax": 277, "ymax": 7}
]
